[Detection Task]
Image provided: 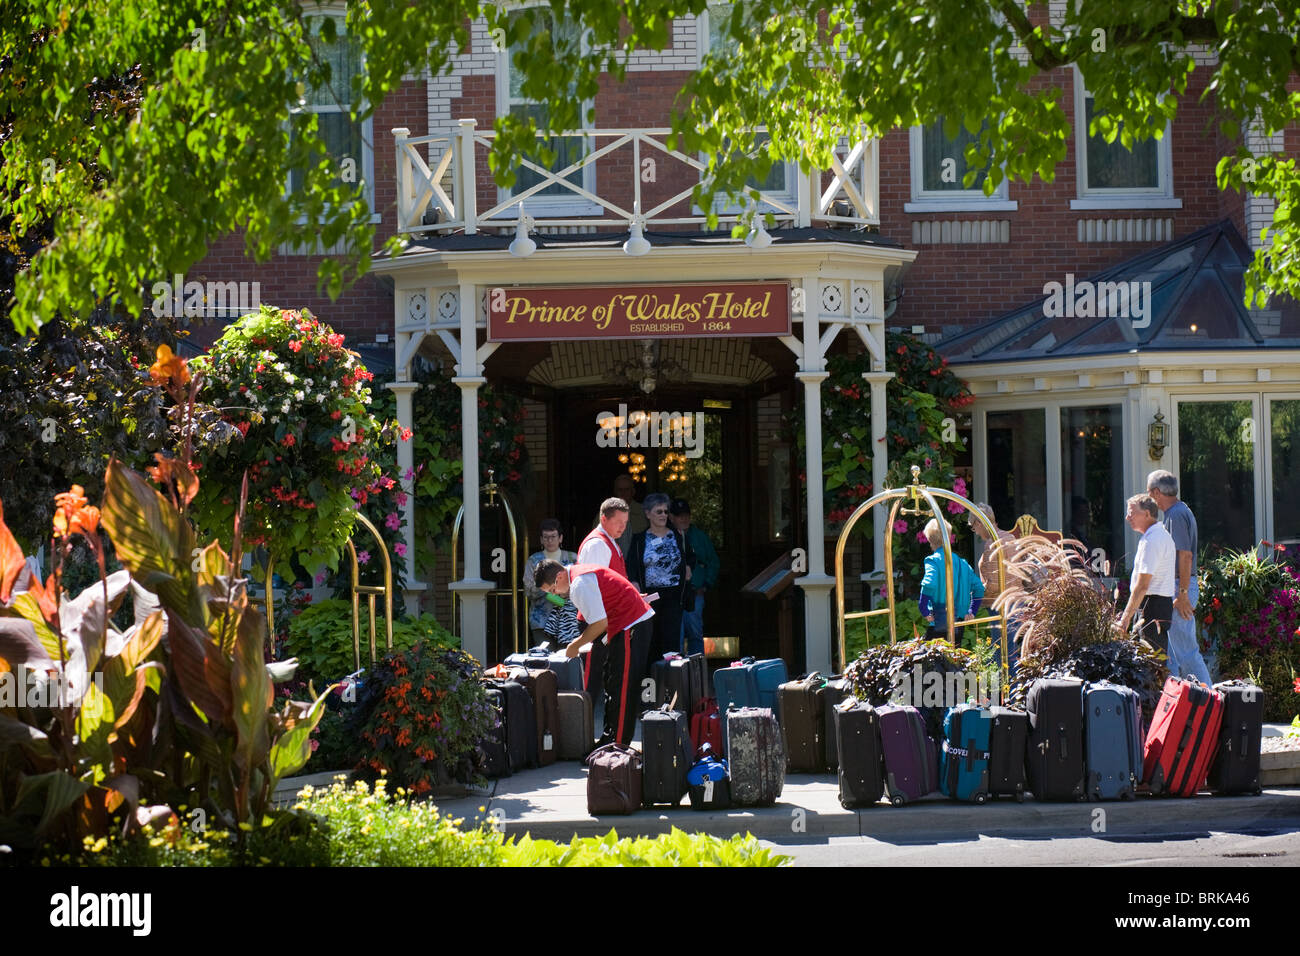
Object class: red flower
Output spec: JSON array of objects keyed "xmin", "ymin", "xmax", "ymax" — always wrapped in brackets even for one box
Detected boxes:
[
  {"xmin": 1293, "ymin": 677, "xmax": 1300, "ymax": 694},
  {"xmin": 399, "ymin": 427, "xmax": 413, "ymax": 442},
  {"xmin": 288, "ymin": 339, "xmax": 302, "ymax": 352}
]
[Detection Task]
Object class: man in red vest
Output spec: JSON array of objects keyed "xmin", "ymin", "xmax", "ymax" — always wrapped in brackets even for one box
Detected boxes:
[
  {"xmin": 536, "ymin": 560, "xmax": 654, "ymax": 747},
  {"xmin": 574, "ymin": 497, "xmax": 631, "ymax": 716}
]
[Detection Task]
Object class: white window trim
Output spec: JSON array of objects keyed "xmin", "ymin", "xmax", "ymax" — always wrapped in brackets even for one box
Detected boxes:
[
  {"xmin": 694, "ymin": 5, "xmax": 798, "ymax": 215},
  {"xmin": 493, "ymin": 7, "xmax": 600, "ymax": 218},
  {"xmin": 289, "ymin": 4, "xmax": 379, "ymax": 225},
  {"xmin": 905, "ymin": 124, "xmax": 1017, "ymax": 213},
  {"xmin": 1071, "ymin": 66, "xmax": 1181, "ymax": 211}
]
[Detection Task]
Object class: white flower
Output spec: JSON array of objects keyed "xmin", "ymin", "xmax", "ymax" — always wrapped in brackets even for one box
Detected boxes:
[
  {"xmin": 316, "ymin": 393, "xmax": 325, "ymax": 403},
  {"xmin": 295, "ymin": 390, "xmax": 305, "ymax": 401},
  {"xmin": 270, "ymin": 415, "xmax": 280, "ymax": 424},
  {"xmin": 305, "ymin": 379, "xmax": 314, "ymax": 387},
  {"xmin": 284, "ymin": 373, "xmax": 297, "ymax": 385}
]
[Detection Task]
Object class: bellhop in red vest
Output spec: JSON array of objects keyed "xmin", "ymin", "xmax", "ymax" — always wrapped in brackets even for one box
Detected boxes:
[
  {"xmin": 578, "ymin": 526, "xmax": 627, "ymax": 579},
  {"xmin": 566, "ymin": 563, "xmax": 653, "ymax": 639}
]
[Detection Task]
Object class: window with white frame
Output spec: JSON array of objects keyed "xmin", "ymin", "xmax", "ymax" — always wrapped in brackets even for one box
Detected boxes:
[
  {"xmin": 905, "ymin": 116, "xmax": 1016, "ymax": 212},
  {"xmin": 496, "ymin": 8, "xmax": 596, "ymax": 214},
  {"xmin": 1071, "ymin": 68, "xmax": 1179, "ymax": 209},
  {"xmin": 289, "ymin": 10, "xmax": 374, "ymax": 212},
  {"xmin": 697, "ymin": 3, "xmax": 794, "ymax": 204}
]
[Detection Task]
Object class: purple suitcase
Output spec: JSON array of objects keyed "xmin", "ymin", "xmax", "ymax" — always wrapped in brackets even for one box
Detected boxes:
[{"xmin": 877, "ymin": 704, "xmax": 938, "ymax": 806}]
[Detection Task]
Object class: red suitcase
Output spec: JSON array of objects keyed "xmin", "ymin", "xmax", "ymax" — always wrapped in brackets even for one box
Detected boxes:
[
  {"xmin": 691, "ymin": 697, "xmax": 724, "ymax": 755},
  {"xmin": 1143, "ymin": 677, "xmax": 1224, "ymax": 796}
]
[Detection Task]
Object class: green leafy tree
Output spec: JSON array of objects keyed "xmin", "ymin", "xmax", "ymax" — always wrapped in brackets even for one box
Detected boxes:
[{"xmin": 4, "ymin": 1, "xmax": 1297, "ymax": 339}]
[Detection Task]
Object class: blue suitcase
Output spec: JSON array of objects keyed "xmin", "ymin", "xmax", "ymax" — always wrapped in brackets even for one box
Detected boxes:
[
  {"xmin": 1084, "ymin": 681, "xmax": 1142, "ymax": 800},
  {"xmin": 714, "ymin": 657, "xmax": 787, "ymax": 714},
  {"xmin": 940, "ymin": 704, "xmax": 992, "ymax": 803}
]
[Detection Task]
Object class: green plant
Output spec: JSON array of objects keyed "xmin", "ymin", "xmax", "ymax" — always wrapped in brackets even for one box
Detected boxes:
[
  {"xmin": 188, "ymin": 306, "xmax": 403, "ymax": 582},
  {"xmin": 282, "ymin": 597, "xmax": 447, "ymax": 684},
  {"xmin": 503, "ymin": 828, "xmax": 790, "ymax": 867},
  {"xmin": 844, "ymin": 598, "xmax": 928, "ymax": 661},
  {"xmin": 353, "ymin": 643, "xmax": 496, "ymax": 797},
  {"xmin": 1199, "ymin": 546, "xmax": 1300, "ymax": 656},
  {"xmin": 843, "ymin": 637, "xmax": 981, "ymax": 741},
  {"xmin": 1218, "ymin": 645, "xmax": 1300, "ymax": 724}
]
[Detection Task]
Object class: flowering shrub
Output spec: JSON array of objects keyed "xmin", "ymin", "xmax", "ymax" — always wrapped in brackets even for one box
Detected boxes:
[
  {"xmin": 353, "ymin": 643, "xmax": 496, "ymax": 796},
  {"xmin": 284, "ymin": 597, "xmax": 452, "ymax": 685},
  {"xmin": 1200, "ymin": 545, "xmax": 1300, "ymax": 721},
  {"xmin": 188, "ymin": 306, "xmax": 403, "ymax": 580}
]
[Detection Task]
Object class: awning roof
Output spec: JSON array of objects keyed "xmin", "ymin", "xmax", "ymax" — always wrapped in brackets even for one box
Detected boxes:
[{"xmin": 939, "ymin": 219, "xmax": 1300, "ymax": 364}]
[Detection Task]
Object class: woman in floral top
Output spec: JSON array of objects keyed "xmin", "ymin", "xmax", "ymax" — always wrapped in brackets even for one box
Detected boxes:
[{"xmin": 627, "ymin": 492, "xmax": 694, "ymax": 664}]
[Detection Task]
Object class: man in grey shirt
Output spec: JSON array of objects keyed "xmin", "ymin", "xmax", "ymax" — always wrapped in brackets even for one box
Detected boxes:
[{"xmin": 1146, "ymin": 470, "xmax": 1213, "ymax": 684}]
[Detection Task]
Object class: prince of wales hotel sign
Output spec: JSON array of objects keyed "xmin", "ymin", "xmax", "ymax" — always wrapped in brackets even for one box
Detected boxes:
[{"xmin": 487, "ymin": 282, "xmax": 791, "ymax": 341}]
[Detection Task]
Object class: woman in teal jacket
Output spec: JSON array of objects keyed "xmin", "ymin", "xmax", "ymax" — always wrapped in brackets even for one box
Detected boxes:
[{"xmin": 918, "ymin": 518, "xmax": 984, "ymax": 639}]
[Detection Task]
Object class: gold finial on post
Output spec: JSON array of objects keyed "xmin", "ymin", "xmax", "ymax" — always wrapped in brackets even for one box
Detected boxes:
[
  {"xmin": 484, "ymin": 467, "xmax": 499, "ymax": 507},
  {"xmin": 910, "ymin": 464, "xmax": 921, "ymax": 484}
]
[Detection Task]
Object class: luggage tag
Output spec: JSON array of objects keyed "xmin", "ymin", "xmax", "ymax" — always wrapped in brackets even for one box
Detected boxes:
[
  {"xmin": 543, "ymin": 732, "xmax": 553, "ymax": 751},
  {"xmin": 836, "ymin": 696, "xmax": 859, "ymax": 712},
  {"xmin": 703, "ymin": 778, "xmax": 714, "ymax": 803}
]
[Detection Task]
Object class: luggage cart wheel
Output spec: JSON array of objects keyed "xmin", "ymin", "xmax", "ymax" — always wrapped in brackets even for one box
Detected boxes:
[
  {"xmin": 891, "ymin": 795, "xmax": 905, "ymax": 807},
  {"xmin": 1015, "ymin": 791, "xmax": 1025, "ymax": 803},
  {"xmin": 974, "ymin": 793, "xmax": 987, "ymax": 805}
]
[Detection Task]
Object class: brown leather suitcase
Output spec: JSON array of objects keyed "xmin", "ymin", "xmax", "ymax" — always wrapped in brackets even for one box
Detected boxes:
[
  {"xmin": 557, "ymin": 689, "xmax": 594, "ymax": 761},
  {"xmin": 509, "ymin": 665, "xmax": 560, "ymax": 767},
  {"xmin": 778, "ymin": 673, "xmax": 826, "ymax": 773}
]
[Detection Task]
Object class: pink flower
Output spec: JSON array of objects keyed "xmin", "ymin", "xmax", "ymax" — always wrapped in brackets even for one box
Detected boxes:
[
  {"xmin": 953, "ymin": 476, "xmax": 967, "ymax": 495},
  {"xmin": 916, "ymin": 531, "xmax": 929, "ymax": 544},
  {"xmin": 394, "ymin": 542, "xmax": 408, "ymax": 557},
  {"xmin": 357, "ymin": 550, "xmax": 371, "ymax": 565},
  {"xmin": 402, "ymin": 468, "xmax": 415, "ymax": 482},
  {"xmin": 314, "ymin": 571, "xmax": 327, "ymax": 585},
  {"xmin": 385, "ymin": 512, "xmax": 401, "ymax": 530},
  {"xmin": 946, "ymin": 500, "xmax": 965, "ymax": 515},
  {"xmin": 395, "ymin": 491, "xmax": 408, "ymax": 507},
  {"xmin": 924, "ymin": 457, "xmax": 932, "ymax": 467},
  {"xmin": 894, "ymin": 519, "xmax": 908, "ymax": 534}
]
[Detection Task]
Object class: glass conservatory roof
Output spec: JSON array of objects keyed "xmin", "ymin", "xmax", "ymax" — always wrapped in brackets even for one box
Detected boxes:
[{"xmin": 939, "ymin": 220, "xmax": 1300, "ymax": 364}]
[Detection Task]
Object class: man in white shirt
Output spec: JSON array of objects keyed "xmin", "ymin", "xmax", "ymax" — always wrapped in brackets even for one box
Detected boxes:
[{"xmin": 1117, "ymin": 493, "xmax": 1176, "ymax": 656}]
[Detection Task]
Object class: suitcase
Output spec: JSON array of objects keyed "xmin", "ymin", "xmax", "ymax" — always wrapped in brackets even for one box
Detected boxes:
[
  {"xmin": 556, "ymin": 689, "xmax": 594, "ymax": 761},
  {"xmin": 509, "ymin": 666, "xmax": 559, "ymax": 767},
  {"xmin": 652, "ymin": 654, "xmax": 699, "ymax": 714},
  {"xmin": 714, "ymin": 657, "xmax": 788, "ymax": 716},
  {"xmin": 505, "ymin": 644, "xmax": 584, "ymax": 691},
  {"xmin": 987, "ymin": 706, "xmax": 1028, "ymax": 801},
  {"xmin": 686, "ymin": 745, "xmax": 732, "ymax": 810},
  {"xmin": 779, "ymin": 672, "xmax": 826, "ymax": 772},
  {"xmin": 726, "ymin": 706, "xmax": 785, "ymax": 806},
  {"xmin": 482, "ymin": 677, "xmax": 536, "ymax": 771},
  {"xmin": 1208, "ymin": 680, "xmax": 1264, "ymax": 795},
  {"xmin": 940, "ymin": 704, "xmax": 992, "ymax": 803},
  {"xmin": 822, "ymin": 676, "xmax": 852, "ymax": 771},
  {"xmin": 1026, "ymin": 678, "xmax": 1085, "ymax": 801},
  {"xmin": 877, "ymin": 704, "xmax": 937, "ymax": 805},
  {"xmin": 480, "ymin": 685, "xmax": 512, "ymax": 778},
  {"xmin": 690, "ymin": 697, "xmax": 724, "ymax": 756},
  {"xmin": 1143, "ymin": 677, "xmax": 1225, "ymax": 796},
  {"xmin": 1084, "ymin": 682, "xmax": 1142, "ymax": 800},
  {"xmin": 586, "ymin": 743, "xmax": 643, "ymax": 815},
  {"xmin": 832, "ymin": 698, "xmax": 884, "ymax": 808},
  {"xmin": 641, "ymin": 704, "xmax": 693, "ymax": 807}
]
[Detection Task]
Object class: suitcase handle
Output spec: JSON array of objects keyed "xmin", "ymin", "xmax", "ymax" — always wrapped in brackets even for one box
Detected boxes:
[{"xmin": 1057, "ymin": 724, "xmax": 1067, "ymax": 761}]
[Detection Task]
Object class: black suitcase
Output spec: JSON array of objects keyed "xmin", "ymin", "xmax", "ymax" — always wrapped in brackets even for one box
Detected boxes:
[
  {"xmin": 833, "ymin": 698, "xmax": 884, "ymax": 809},
  {"xmin": 988, "ymin": 706, "xmax": 1028, "ymax": 801},
  {"xmin": 778, "ymin": 672, "xmax": 826, "ymax": 773},
  {"xmin": 480, "ymin": 686, "xmax": 512, "ymax": 778},
  {"xmin": 652, "ymin": 655, "xmax": 698, "ymax": 715},
  {"xmin": 641, "ymin": 704, "xmax": 692, "ymax": 807},
  {"xmin": 1026, "ymin": 678, "xmax": 1085, "ymax": 801},
  {"xmin": 685, "ymin": 653, "xmax": 707, "ymax": 712},
  {"xmin": 823, "ymin": 676, "xmax": 852, "ymax": 771},
  {"xmin": 1209, "ymin": 680, "xmax": 1264, "ymax": 795},
  {"xmin": 483, "ymin": 677, "xmax": 536, "ymax": 771}
]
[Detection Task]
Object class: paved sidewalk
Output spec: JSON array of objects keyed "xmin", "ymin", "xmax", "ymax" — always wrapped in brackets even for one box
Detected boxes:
[{"xmin": 278, "ymin": 723, "xmax": 1300, "ymax": 844}]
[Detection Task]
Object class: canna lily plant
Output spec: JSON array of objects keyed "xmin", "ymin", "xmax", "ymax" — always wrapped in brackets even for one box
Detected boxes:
[{"xmin": 0, "ymin": 344, "xmax": 332, "ymax": 856}]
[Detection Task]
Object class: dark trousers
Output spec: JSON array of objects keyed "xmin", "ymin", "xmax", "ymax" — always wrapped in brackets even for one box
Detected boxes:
[
  {"xmin": 1137, "ymin": 594, "xmax": 1173, "ymax": 657},
  {"xmin": 647, "ymin": 596, "xmax": 683, "ymax": 664},
  {"xmin": 601, "ymin": 622, "xmax": 650, "ymax": 747}
]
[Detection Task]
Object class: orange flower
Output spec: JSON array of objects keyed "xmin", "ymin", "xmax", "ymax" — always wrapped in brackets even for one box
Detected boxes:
[
  {"xmin": 53, "ymin": 485, "xmax": 98, "ymax": 538},
  {"xmin": 148, "ymin": 344, "xmax": 191, "ymax": 390}
]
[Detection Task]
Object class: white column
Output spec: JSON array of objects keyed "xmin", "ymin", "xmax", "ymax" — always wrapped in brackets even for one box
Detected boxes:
[
  {"xmin": 449, "ymin": 280, "xmax": 492, "ymax": 664},
  {"xmin": 797, "ymin": 366, "xmax": 835, "ymax": 675},
  {"xmin": 458, "ymin": 119, "xmax": 478, "ymax": 236},
  {"xmin": 386, "ymin": 381, "xmax": 427, "ymax": 612},
  {"xmin": 863, "ymin": 370, "xmax": 893, "ymax": 571}
]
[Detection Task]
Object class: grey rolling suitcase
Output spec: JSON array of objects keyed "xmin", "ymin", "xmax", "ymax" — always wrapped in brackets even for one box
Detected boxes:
[
  {"xmin": 1084, "ymin": 681, "xmax": 1142, "ymax": 800},
  {"xmin": 726, "ymin": 706, "xmax": 785, "ymax": 806}
]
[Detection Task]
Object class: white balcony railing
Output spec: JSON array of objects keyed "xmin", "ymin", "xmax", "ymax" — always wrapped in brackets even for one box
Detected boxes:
[{"xmin": 392, "ymin": 119, "xmax": 879, "ymax": 236}]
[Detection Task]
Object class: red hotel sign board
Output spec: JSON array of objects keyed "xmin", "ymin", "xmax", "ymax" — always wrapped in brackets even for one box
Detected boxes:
[{"xmin": 487, "ymin": 282, "xmax": 791, "ymax": 341}]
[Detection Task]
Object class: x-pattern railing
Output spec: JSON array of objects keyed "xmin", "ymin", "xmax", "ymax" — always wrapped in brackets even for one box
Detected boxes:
[{"xmin": 392, "ymin": 119, "xmax": 878, "ymax": 236}]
